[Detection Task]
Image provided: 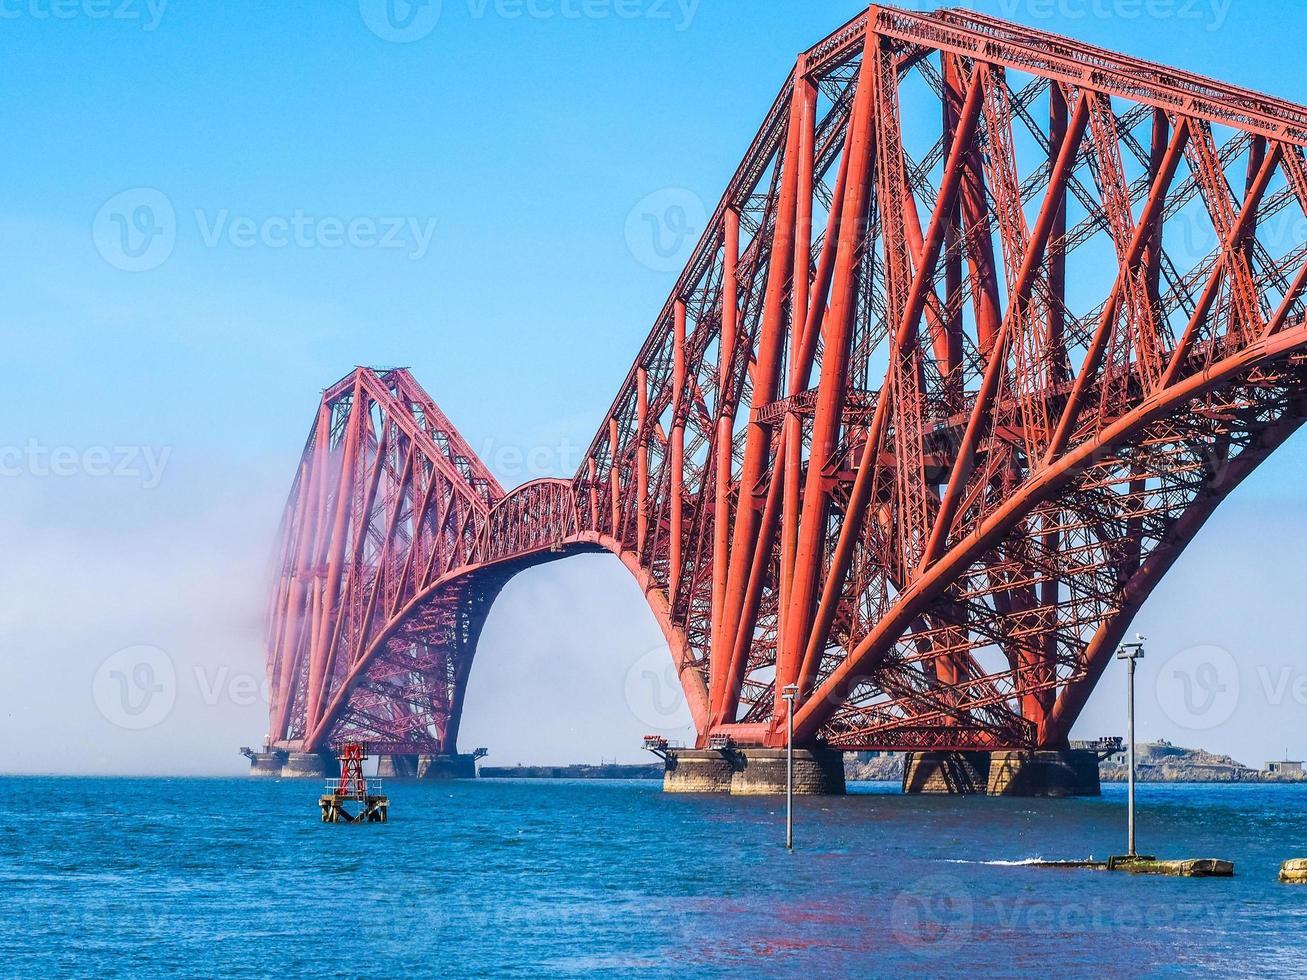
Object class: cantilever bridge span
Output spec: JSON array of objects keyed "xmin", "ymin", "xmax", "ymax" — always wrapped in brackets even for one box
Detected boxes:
[{"xmin": 264, "ymin": 5, "xmax": 1307, "ymax": 761}]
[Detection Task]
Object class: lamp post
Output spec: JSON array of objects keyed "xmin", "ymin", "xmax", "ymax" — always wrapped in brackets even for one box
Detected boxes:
[
  {"xmin": 1116, "ymin": 637, "xmax": 1146, "ymax": 858},
  {"xmin": 782, "ymin": 683, "xmax": 798, "ymax": 851}
]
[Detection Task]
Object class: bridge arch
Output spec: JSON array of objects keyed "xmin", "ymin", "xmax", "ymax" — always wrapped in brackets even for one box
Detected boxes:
[
  {"xmin": 264, "ymin": 6, "xmax": 1307, "ymax": 760},
  {"xmin": 298, "ymin": 476, "xmax": 708, "ymax": 755}
]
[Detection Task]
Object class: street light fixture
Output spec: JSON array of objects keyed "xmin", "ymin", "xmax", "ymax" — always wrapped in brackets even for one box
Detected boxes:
[
  {"xmin": 1116, "ymin": 636, "xmax": 1146, "ymax": 858},
  {"xmin": 782, "ymin": 683, "xmax": 799, "ymax": 851}
]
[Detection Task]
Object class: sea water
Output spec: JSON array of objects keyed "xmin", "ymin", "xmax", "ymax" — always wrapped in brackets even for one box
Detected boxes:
[{"xmin": 5, "ymin": 777, "xmax": 1305, "ymax": 977}]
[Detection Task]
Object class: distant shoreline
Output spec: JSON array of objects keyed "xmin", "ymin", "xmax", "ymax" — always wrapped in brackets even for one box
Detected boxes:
[
  {"xmin": 845, "ymin": 742, "xmax": 1307, "ymax": 785},
  {"xmin": 474, "ymin": 744, "xmax": 1307, "ymax": 785},
  {"xmin": 1097, "ymin": 768, "xmax": 1307, "ymax": 784}
]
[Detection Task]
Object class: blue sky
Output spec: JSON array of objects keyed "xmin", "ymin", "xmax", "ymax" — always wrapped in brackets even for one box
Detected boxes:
[{"xmin": 4, "ymin": 0, "xmax": 1307, "ymax": 773}]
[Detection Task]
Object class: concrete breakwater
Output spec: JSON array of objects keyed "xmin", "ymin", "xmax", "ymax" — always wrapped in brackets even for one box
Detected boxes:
[{"xmin": 479, "ymin": 763, "xmax": 661, "ymax": 779}]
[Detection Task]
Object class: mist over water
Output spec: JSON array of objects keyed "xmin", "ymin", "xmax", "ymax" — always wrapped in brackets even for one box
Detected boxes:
[{"xmin": 5, "ymin": 480, "xmax": 1306, "ymax": 775}]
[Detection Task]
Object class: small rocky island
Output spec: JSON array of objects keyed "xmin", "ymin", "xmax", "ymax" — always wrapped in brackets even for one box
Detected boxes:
[
  {"xmin": 844, "ymin": 741, "xmax": 1307, "ymax": 784},
  {"xmin": 1099, "ymin": 741, "xmax": 1304, "ymax": 783}
]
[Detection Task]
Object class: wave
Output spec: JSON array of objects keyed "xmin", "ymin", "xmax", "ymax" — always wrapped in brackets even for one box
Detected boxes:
[{"xmin": 944, "ymin": 857, "xmax": 1053, "ymax": 866}]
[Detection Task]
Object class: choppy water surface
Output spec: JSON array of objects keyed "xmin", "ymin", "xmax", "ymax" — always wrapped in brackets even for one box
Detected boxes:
[{"xmin": 6, "ymin": 777, "xmax": 1306, "ymax": 977}]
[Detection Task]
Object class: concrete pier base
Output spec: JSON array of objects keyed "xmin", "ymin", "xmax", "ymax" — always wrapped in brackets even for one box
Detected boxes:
[
  {"xmin": 987, "ymin": 749, "xmax": 1101, "ymax": 797},
  {"xmin": 662, "ymin": 748, "xmax": 845, "ymax": 795},
  {"xmin": 901, "ymin": 749, "xmax": 1101, "ymax": 796},
  {"xmin": 244, "ymin": 750, "xmax": 287, "ymax": 778},
  {"xmin": 902, "ymin": 751, "xmax": 990, "ymax": 794},
  {"xmin": 663, "ymin": 750, "xmax": 736, "ymax": 793},
  {"xmin": 730, "ymin": 748, "xmax": 846, "ymax": 796},
  {"xmin": 280, "ymin": 752, "xmax": 335, "ymax": 778},
  {"xmin": 249, "ymin": 749, "xmax": 480, "ymax": 779}
]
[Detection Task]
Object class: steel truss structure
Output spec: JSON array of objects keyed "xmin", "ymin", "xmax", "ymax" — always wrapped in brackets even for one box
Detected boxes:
[{"xmin": 265, "ymin": 5, "xmax": 1307, "ymax": 755}]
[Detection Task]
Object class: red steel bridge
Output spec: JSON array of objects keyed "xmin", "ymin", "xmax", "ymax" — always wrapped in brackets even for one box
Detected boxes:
[{"xmin": 263, "ymin": 5, "xmax": 1307, "ymax": 759}]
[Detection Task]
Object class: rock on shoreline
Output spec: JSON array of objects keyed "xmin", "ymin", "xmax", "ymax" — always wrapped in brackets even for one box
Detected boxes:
[
  {"xmin": 1098, "ymin": 741, "xmax": 1304, "ymax": 783},
  {"xmin": 844, "ymin": 753, "xmax": 904, "ymax": 782}
]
